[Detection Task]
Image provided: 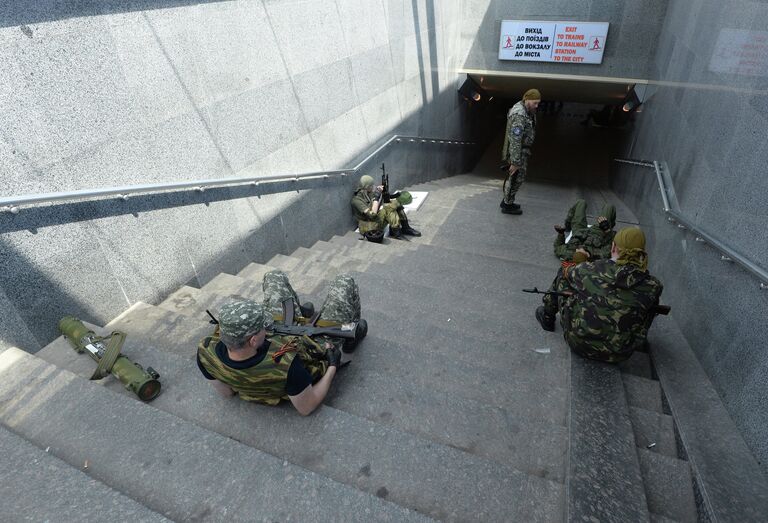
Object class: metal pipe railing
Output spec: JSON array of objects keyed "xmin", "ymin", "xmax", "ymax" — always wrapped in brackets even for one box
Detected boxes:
[
  {"xmin": 0, "ymin": 134, "xmax": 475, "ymax": 213},
  {"xmin": 614, "ymin": 158, "xmax": 768, "ymax": 288}
]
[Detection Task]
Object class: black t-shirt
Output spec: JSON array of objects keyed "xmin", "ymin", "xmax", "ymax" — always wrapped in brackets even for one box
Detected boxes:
[{"xmin": 196, "ymin": 338, "xmax": 313, "ymax": 396}]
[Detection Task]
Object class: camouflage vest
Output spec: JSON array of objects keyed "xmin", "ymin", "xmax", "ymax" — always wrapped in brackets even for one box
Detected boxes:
[{"xmin": 197, "ymin": 328, "xmax": 329, "ymax": 405}]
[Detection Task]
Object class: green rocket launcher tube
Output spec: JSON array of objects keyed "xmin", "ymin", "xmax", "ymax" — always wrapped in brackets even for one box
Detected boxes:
[{"xmin": 58, "ymin": 316, "xmax": 161, "ymax": 402}]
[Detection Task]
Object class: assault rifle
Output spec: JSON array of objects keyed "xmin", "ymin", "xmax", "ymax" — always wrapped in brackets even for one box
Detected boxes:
[
  {"xmin": 522, "ymin": 288, "xmax": 671, "ymax": 315},
  {"xmin": 206, "ymin": 299, "xmax": 368, "ymax": 352},
  {"xmin": 380, "ymin": 163, "xmax": 391, "ymax": 203}
]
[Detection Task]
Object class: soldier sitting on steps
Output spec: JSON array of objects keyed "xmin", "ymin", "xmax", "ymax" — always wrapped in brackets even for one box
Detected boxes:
[
  {"xmin": 535, "ymin": 227, "xmax": 664, "ymax": 363},
  {"xmin": 351, "ymin": 174, "xmax": 420, "ymax": 242},
  {"xmin": 196, "ymin": 270, "xmax": 361, "ymax": 415}
]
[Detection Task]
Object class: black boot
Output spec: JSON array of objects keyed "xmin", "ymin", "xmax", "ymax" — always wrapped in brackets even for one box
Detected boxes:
[
  {"xmin": 501, "ymin": 203, "xmax": 523, "ymax": 215},
  {"xmin": 299, "ymin": 301, "xmax": 315, "ymax": 318},
  {"xmin": 389, "ymin": 227, "xmax": 404, "ymax": 239},
  {"xmin": 401, "ymin": 218, "xmax": 421, "ymax": 236},
  {"xmin": 535, "ymin": 306, "xmax": 556, "ymax": 332}
]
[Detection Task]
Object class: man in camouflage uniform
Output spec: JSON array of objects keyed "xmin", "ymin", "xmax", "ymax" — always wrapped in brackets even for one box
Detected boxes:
[
  {"xmin": 500, "ymin": 88, "xmax": 541, "ymax": 215},
  {"xmin": 535, "ymin": 227, "xmax": 664, "ymax": 363},
  {"xmin": 553, "ymin": 199, "xmax": 616, "ymax": 262},
  {"xmin": 197, "ymin": 270, "xmax": 361, "ymax": 415},
  {"xmin": 351, "ymin": 175, "xmax": 420, "ymax": 241}
]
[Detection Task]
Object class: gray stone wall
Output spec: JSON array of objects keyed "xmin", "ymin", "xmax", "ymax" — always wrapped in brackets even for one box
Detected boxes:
[
  {"xmin": 461, "ymin": 0, "xmax": 669, "ymax": 78},
  {"xmin": 0, "ymin": 1, "xmax": 475, "ymax": 349},
  {"xmin": 611, "ymin": 0, "xmax": 768, "ymax": 472}
]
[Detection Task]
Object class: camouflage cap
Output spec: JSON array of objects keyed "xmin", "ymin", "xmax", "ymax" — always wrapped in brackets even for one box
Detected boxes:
[{"xmin": 219, "ymin": 300, "xmax": 273, "ymax": 340}]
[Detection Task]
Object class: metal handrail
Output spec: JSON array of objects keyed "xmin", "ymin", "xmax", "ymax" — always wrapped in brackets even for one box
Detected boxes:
[
  {"xmin": 614, "ymin": 158, "xmax": 768, "ymax": 288},
  {"xmin": 0, "ymin": 134, "xmax": 475, "ymax": 213}
]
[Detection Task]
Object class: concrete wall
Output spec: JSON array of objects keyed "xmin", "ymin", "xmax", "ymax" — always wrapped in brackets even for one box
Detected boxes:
[
  {"xmin": 0, "ymin": 0, "xmax": 477, "ymax": 349},
  {"xmin": 611, "ymin": 0, "xmax": 768, "ymax": 472},
  {"xmin": 461, "ymin": 0, "xmax": 669, "ymax": 78}
]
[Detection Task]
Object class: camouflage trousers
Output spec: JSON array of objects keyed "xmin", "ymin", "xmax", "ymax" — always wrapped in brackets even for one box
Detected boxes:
[
  {"xmin": 358, "ymin": 202, "xmax": 402, "ymax": 234},
  {"xmin": 564, "ymin": 199, "xmax": 616, "ymax": 234},
  {"xmin": 502, "ymin": 154, "xmax": 529, "ymax": 204},
  {"xmin": 262, "ymin": 269, "xmax": 361, "ymax": 323}
]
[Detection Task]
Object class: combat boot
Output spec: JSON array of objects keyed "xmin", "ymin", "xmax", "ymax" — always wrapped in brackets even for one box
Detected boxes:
[
  {"xmin": 389, "ymin": 227, "xmax": 404, "ymax": 239},
  {"xmin": 500, "ymin": 200, "xmax": 520, "ymax": 210},
  {"xmin": 535, "ymin": 306, "xmax": 556, "ymax": 332},
  {"xmin": 501, "ymin": 204, "xmax": 523, "ymax": 215},
  {"xmin": 402, "ymin": 224, "xmax": 421, "ymax": 236}
]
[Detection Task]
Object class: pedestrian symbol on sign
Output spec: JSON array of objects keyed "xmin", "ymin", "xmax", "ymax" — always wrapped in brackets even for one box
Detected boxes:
[
  {"xmin": 503, "ymin": 35, "xmax": 514, "ymax": 49},
  {"xmin": 589, "ymin": 36, "xmax": 604, "ymax": 51}
]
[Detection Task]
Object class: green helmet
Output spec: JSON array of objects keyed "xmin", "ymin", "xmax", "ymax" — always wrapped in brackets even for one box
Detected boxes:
[
  {"xmin": 359, "ymin": 175, "xmax": 375, "ymax": 188},
  {"xmin": 397, "ymin": 191, "xmax": 413, "ymax": 205}
]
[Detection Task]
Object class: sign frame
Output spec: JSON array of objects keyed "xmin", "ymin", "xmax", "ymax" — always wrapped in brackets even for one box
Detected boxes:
[{"xmin": 499, "ymin": 20, "xmax": 610, "ymax": 64}]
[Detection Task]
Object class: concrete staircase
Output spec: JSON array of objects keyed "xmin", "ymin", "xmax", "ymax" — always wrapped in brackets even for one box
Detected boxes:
[{"xmin": 2, "ymin": 169, "xmax": 766, "ymax": 521}]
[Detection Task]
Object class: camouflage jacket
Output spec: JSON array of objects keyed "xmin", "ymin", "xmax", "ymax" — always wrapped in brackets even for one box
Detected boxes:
[
  {"xmin": 560, "ymin": 260, "xmax": 663, "ymax": 362},
  {"xmin": 501, "ymin": 100, "xmax": 536, "ymax": 166},
  {"xmin": 197, "ymin": 330, "xmax": 328, "ymax": 405},
  {"xmin": 351, "ymin": 188, "xmax": 376, "ymax": 221},
  {"xmin": 554, "ymin": 228, "xmax": 616, "ymax": 261}
]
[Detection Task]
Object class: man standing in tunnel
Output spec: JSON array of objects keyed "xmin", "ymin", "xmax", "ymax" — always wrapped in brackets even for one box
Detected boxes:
[{"xmin": 500, "ymin": 88, "xmax": 541, "ymax": 215}]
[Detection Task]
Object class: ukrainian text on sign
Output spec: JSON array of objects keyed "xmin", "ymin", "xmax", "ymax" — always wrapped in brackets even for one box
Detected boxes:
[{"xmin": 499, "ymin": 20, "xmax": 609, "ymax": 64}]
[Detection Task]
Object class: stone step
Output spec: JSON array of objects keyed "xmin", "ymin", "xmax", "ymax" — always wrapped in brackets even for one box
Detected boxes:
[
  {"xmin": 296, "ymin": 244, "xmax": 407, "ymax": 268},
  {"xmin": 230, "ymin": 265, "xmax": 571, "ymax": 360},
  {"xmin": 0, "ymin": 424, "xmax": 169, "ymax": 522},
  {"xmin": 33, "ymin": 338, "xmax": 564, "ymax": 521},
  {"xmin": 82, "ymin": 286, "xmax": 569, "ymax": 480},
  {"xmin": 156, "ymin": 279, "xmax": 570, "ymax": 391},
  {"xmin": 623, "ymin": 373, "xmax": 665, "ymax": 414},
  {"xmin": 234, "ymin": 256, "xmax": 557, "ymax": 348},
  {"xmin": 647, "ymin": 316, "xmax": 768, "ymax": 521},
  {"xmin": 0, "ymin": 347, "xmax": 421, "ymax": 522},
  {"xmin": 568, "ymin": 357, "xmax": 650, "ymax": 522},
  {"xmin": 618, "ymin": 350, "xmax": 654, "ymax": 380},
  {"xmin": 638, "ymin": 448, "xmax": 697, "ymax": 523},
  {"xmin": 104, "ymin": 302, "xmax": 211, "ymax": 356},
  {"xmin": 329, "ymin": 356, "xmax": 567, "ymax": 482},
  {"xmin": 629, "ymin": 406, "xmax": 679, "ymax": 459},
  {"xmin": 154, "ymin": 281, "xmax": 570, "ymax": 424},
  {"xmin": 317, "ymin": 239, "xmax": 558, "ymax": 300}
]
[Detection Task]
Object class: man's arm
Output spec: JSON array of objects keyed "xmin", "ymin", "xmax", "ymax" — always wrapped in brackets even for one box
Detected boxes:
[
  {"xmin": 288, "ymin": 366, "xmax": 337, "ymax": 416},
  {"xmin": 351, "ymin": 191, "xmax": 380, "ymax": 218},
  {"xmin": 505, "ymin": 114, "xmax": 526, "ymax": 169}
]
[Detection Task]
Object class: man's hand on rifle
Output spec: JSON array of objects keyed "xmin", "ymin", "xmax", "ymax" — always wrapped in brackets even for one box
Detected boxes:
[
  {"xmin": 325, "ymin": 343, "xmax": 342, "ymax": 368},
  {"xmin": 508, "ymin": 164, "xmax": 519, "ymax": 175}
]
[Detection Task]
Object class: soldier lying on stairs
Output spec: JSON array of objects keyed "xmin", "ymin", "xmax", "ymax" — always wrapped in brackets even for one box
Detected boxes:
[
  {"xmin": 351, "ymin": 174, "xmax": 420, "ymax": 242},
  {"xmin": 553, "ymin": 198, "xmax": 616, "ymax": 262},
  {"xmin": 197, "ymin": 270, "xmax": 361, "ymax": 415},
  {"xmin": 535, "ymin": 227, "xmax": 664, "ymax": 363}
]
